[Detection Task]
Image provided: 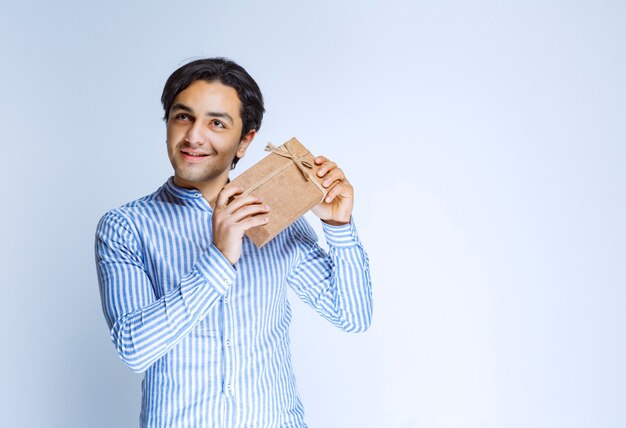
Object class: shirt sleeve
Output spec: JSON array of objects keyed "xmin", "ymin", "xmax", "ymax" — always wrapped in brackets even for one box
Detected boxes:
[
  {"xmin": 95, "ymin": 210, "xmax": 235, "ymax": 373},
  {"xmin": 286, "ymin": 217, "xmax": 373, "ymax": 332}
]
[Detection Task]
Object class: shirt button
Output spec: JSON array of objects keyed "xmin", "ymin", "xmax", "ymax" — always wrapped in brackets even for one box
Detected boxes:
[
  {"xmin": 226, "ymin": 384, "xmax": 232, "ymax": 391},
  {"xmin": 193, "ymin": 193, "xmax": 201, "ymax": 198},
  {"xmin": 223, "ymin": 297, "xmax": 229, "ymax": 304},
  {"xmin": 225, "ymin": 340, "xmax": 231, "ymax": 347},
  {"xmin": 224, "ymin": 278, "xmax": 232, "ymax": 285}
]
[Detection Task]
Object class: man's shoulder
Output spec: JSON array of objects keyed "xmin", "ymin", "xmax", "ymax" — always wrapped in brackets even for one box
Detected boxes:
[
  {"xmin": 117, "ymin": 182, "xmax": 171, "ymax": 210},
  {"xmin": 97, "ymin": 183, "xmax": 169, "ymax": 230},
  {"xmin": 118, "ymin": 191, "xmax": 162, "ymax": 211}
]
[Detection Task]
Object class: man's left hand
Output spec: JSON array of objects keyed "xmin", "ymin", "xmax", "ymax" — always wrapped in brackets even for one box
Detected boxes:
[{"xmin": 310, "ymin": 156, "xmax": 354, "ymax": 226}]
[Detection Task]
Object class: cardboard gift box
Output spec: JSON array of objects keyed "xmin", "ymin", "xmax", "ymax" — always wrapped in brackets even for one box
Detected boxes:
[{"xmin": 230, "ymin": 137, "xmax": 328, "ymax": 247}]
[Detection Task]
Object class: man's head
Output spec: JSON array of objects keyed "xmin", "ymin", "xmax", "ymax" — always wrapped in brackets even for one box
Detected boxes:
[{"xmin": 162, "ymin": 58, "xmax": 265, "ymax": 170}]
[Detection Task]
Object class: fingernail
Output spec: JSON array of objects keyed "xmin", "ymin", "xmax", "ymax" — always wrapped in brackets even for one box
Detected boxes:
[
  {"xmin": 326, "ymin": 197, "xmax": 331, "ymax": 203},
  {"xmin": 323, "ymin": 179, "xmax": 330, "ymax": 186}
]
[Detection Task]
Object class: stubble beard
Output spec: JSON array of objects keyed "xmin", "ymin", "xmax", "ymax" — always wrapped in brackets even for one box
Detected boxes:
[{"xmin": 172, "ymin": 153, "xmax": 237, "ymax": 185}]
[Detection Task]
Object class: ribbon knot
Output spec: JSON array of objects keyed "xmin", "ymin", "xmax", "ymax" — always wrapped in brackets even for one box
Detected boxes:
[{"xmin": 265, "ymin": 142, "xmax": 313, "ymax": 181}]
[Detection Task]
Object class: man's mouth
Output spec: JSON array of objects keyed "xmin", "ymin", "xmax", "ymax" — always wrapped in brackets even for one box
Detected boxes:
[{"xmin": 181, "ymin": 150, "xmax": 209, "ymax": 158}]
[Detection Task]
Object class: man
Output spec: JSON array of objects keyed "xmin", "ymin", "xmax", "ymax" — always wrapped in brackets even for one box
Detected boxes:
[{"xmin": 95, "ymin": 58, "xmax": 372, "ymax": 427}]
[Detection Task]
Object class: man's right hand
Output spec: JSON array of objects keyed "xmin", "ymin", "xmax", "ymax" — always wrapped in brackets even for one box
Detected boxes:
[{"xmin": 212, "ymin": 185, "xmax": 270, "ymax": 265}]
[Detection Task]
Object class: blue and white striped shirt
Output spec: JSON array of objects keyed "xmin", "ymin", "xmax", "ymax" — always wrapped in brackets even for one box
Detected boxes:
[{"xmin": 95, "ymin": 178, "xmax": 372, "ymax": 427}]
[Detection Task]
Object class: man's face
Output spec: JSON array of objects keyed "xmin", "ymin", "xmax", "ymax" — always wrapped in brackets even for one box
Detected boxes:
[{"xmin": 166, "ymin": 80, "xmax": 253, "ymax": 189}]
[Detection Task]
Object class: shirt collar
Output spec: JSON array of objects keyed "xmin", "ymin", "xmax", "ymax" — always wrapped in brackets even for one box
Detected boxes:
[{"xmin": 164, "ymin": 176, "xmax": 204, "ymax": 201}]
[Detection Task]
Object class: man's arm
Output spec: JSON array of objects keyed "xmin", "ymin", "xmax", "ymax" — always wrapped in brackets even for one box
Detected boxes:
[
  {"xmin": 286, "ymin": 155, "xmax": 372, "ymax": 331},
  {"xmin": 95, "ymin": 210, "xmax": 235, "ymax": 373},
  {"xmin": 286, "ymin": 217, "xmax": 373, "ymax": 332}
]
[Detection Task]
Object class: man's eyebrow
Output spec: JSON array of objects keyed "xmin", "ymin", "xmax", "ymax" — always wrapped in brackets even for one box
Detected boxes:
[
  {"xmin": 206, "ymin": 111, "xmax": 234, "ymax": 124},
  {"xmin": 170, "ymin": 103, "xmax": 234, "ymax": 124},
  {"xmin": 170, "ymin": 103, "xmax": 193, "ymax": 113}
]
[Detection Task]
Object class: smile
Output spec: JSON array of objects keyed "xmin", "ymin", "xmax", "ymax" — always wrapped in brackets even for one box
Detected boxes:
[{"xmin": 181, "ymin": 150, "xmax": 210, "ymax": 159}]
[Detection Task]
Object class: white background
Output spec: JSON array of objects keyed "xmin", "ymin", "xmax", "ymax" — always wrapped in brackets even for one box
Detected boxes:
[{"xmin": 1, "ymin": 1, "xmax": 624, "ymax": 427}]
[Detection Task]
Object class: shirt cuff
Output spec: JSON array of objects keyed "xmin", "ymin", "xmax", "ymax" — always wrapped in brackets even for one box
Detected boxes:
[
  {"xmin": 321, "ymin": 217, "xmax": 360, "ymax": 248},
  {"xmin": 193, "ymin": 244, "xmax": 237, "ymax": 295}
]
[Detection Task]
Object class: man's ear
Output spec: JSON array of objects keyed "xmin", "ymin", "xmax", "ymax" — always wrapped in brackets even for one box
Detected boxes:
[{"xmin": 236, "ymin": 129, "xmax": 256, "ymax": 159}]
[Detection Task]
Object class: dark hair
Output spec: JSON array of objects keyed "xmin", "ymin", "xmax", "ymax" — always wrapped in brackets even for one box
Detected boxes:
[{"xmin": 161, "ymin": 57, "xmax": 265, "ymax": 168}]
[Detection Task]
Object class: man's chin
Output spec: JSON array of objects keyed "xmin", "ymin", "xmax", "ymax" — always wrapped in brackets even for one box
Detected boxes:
[{"xmin": 174, "ymin": 169, "xmax": 225, "ymax": 186}]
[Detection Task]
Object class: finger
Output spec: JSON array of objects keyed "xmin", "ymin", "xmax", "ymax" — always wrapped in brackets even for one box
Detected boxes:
[
  {"xmin": 238, "ymin": 213, "xmax": 271, "ymax": 231},
  {"xmin": 314, "ymin": 155, "xmax": 329, "ymax": 165},
  {"xmin": 321, "ymin": 168, "xmax": 345, "ymax": 187},
  {"xmin": 316, "ymin": 161, "xmax": 337, "ymax": 178},
  {"xmin": 216, "ymin": 185, "xmax": 243, "ymax": 209},
  {"xmin": 230, "ymin": 203, "xmax": 270, "ymax": 223},
  {"xmin": 324, "ymin": 182, "xmax": 353, "ymax": 203},
  {"xmin": 224, "ymin": 193, "xmax": 264, "ymax": 214}
]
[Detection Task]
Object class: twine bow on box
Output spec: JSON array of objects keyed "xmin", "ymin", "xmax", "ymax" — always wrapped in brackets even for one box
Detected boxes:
[
  {"xmin": 264, "ymin": 142, "xmax": 314, "ymax": 181},
  {"xmin": 240, "ymin": 140, "xmax": 326, "ymax": 198}
]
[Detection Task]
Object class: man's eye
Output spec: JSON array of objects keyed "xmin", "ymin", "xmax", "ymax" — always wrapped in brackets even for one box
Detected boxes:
[
  {"xmin": 176, "ymin": 113, "xmax": 190, "ymax": 121},
  {"xmin": 211, "ymin": 120, "xmax": 225, "ymax": 128}
]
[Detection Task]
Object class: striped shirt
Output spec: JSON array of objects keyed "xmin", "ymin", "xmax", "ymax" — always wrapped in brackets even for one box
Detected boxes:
[{"xmin": 95, "ymin": 177, "xmax": 373, "ymax": 427}]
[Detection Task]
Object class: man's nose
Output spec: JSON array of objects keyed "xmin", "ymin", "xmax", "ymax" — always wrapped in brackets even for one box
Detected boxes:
[{"xmin": 185, "ymin": 121, "xmax": 205, "ymax": 145}]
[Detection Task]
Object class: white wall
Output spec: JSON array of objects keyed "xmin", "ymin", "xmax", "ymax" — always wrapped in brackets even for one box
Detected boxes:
[{"xmin": 1, "ymin": 1, "xmax": 624, "ymax": 427}]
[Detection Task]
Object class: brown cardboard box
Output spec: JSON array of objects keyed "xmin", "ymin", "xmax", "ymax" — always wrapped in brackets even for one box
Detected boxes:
[{"xmin": 230, "ymin": 137, "xmax": 328, "ymax": 247}]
